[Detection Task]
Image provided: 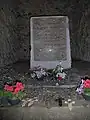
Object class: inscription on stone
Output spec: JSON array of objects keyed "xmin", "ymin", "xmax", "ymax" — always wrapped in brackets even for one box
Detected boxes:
[
  {"xmin": 32, "ymin": 17, "xmax": 67, "ymax": 61},
  {"xmin": 30, "ymin": 16, "xmax": 71, "ymax": 69}
]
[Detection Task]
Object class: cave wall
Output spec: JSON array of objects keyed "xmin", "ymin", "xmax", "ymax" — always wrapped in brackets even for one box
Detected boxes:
[
  {"xmin": 0, "ymin": 0, "xmax": 20, "ymax": 67},
  {"xmin": 0, "ymin": 0, "xmax": 90, "ymax": 67},
  {"xmin": 14, "ymin": 0, "xmax": 60, "ymax": 61},
  {"xmin": 15, "ymin": 0, "xmax": 90, "ymax": 61}
]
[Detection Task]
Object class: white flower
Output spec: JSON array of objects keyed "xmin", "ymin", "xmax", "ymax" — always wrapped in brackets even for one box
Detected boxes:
[
  {"xmin": 56, "ymin": 72, "xmax": 66, "ymax": 78},
  {"xmin": 31, "ymin": 73, "xmax": 36, "ymax": 78}
]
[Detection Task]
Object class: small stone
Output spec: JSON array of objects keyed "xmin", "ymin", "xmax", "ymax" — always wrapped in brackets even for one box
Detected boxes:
[
  {"xmin": 35, "ymin": 99, "xmax": 38, "ymax": 102},
  {"xmin": 68, "ymin": 99, "xmax": 71, "ymax": 102},
  {"xmin": 56, "ymin": 83, "xmax": 59, "ymax": 86},
  {"xmin": 22, "ymin": 100, "xmax": 28, "ymax": 107},
  {"xmin": 28, "ymin": 100, "xmax": 34, "ymax": 107},
  {"xmin": 65, "ymin": 101, "xmax": 68, "ymax": 104}
]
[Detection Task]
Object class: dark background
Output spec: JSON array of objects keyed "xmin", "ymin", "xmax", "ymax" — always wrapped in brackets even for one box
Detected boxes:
[{"xmin": 0, "ymin": 0, "xmax": 90, "ymax": 67}]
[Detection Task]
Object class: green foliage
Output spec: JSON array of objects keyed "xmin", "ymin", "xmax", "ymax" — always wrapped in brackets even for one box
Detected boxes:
[
  {"xmin": 0, "ymin": 90, "xmax": 13, "ymax": 98},
  {"xmin": 84, "ymin": 88, "xmax": 90, "ymax": 97},
  {"xmin": 0, "ymin": 90, "xmax": 4, "ymax": 96},
  {"xmin": 0, "ymin": 90, "xmax": 26, "ymax": 100},
  {"xmin": 84, "ymin": 88, "xmax": 90, "ymax": 93},
  {"xmin": 15, "ymin": 91, "xmax": 26, "ymax": 100},
  {"xmin": 84, "ymin": 92, "xmax": 90, "ymax": 96}
]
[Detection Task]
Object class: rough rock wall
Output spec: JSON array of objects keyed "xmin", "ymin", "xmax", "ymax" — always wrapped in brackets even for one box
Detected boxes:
[
  {"xmin": 13, "ymin": 0, "xmax": 60, "ymax": 60},
  {"xmin": 15, "ymin": 0, "xmax": 90, "ymax": 62},
  {"xmin": 71, "ymin": 7, "xmax": 90, "ymax": 61},
  {"xmin": 0, "ymin": 1, "xmax": 20, "ymax": 67},
  {"xmin": 0, "ymin": 0, "xmax": 90, "ymax": 67}
]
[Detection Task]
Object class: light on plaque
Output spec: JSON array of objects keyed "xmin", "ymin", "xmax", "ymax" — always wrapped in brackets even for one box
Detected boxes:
[{"xmin": 48, "ymin": 49, "xmax": 52, "ymax": 52}]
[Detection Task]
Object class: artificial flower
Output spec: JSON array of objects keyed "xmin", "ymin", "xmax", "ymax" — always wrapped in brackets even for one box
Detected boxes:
[
  {"xmin": 84, "ymin": 79, "xmax": 90, "ymax": 88},
  {"xmin": 58, "ymin": 76, "xmax": 62, "ymax": 81},
  {"xmin": 15, "ymin": 82, "xmax": 24, "ymax": 91},
  {"xmin": 4, "ymin": 84, "xmax": 13, "ymax": 92}
]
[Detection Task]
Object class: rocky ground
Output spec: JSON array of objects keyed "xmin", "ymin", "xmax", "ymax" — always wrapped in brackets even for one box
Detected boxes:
[
  {"xmin": 0, "ymin": 60, "xmax": 90, "ymax": 107},
  {"xmin": 0, "ymin": 60, "xmax": 89, "ymax": 86}
]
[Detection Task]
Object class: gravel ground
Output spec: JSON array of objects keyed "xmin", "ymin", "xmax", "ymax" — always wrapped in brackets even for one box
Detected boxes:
[
  {"xmin": 0, "ymin": 60, "xmax": 90, "ymax": 107},
  {"xmin": 25, "ymin": 86, "xmax": 83, "ymax": 107},
  {"xmin": 0, "ymin": 60, "xmax": 89, "ymax": 86}
]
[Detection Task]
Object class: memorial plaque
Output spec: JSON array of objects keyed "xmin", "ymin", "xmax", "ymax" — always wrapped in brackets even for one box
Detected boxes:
[{"xmin": 30, "ymin": 16, "xmax": 71, "ymax": 69}]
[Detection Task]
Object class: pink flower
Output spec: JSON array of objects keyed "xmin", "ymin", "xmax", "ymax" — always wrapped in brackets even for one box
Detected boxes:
[
  {"xmin": 13, "ymin": 82, "xmax": 24, "ymax": 94},
  {"xmin": 13, "ymin": 88, "xmax": 20, "ymax": 94},
  {"xmin": 84, "ymin": 79, "xmax": 90, "ymax": 88},
  {"xmin": 4, "ymin": 81, "xmax": 24, "ymax": 94},
  {"xmin": 4, "ymin": 84, "xmax": 13, "ymax": 92},
  {"xmin": 16, "ymin": 82, "xmax": 24, "ymax": 91}
]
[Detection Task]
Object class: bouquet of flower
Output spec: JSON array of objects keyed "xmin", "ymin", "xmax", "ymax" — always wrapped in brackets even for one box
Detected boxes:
[
  {"xmin": 4, "ymin": 80, "xmax": 24, "ymax": 94},
  {"xmin": 53, "ymin": 62, "xmax": 66, "ymax": 81},
  {"xmin": 30, "ymin": 66, "xmax": 47, "ymax": 80},
  {"xmin": 76, "ymin": 76, "xmax": 90, "ymax": 96},
  {"xmin": 83, "ymin": 79, "xmax": 90, "ymax": 96}
]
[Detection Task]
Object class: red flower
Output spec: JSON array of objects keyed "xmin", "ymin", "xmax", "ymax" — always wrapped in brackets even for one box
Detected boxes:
[
  {"xmin": 4, "ymin": 81, "xmax": 24, "ymax": 94},
  {"xmin": 84, "ymin": 79, "xmax": 90, "ymax": 88},
  {"xmin": 4, "ymin": 84, "xmax": 13, "ymax": 92},
  {"xmin": 13, "ymin": 82, "xmax": 24, "ymax": 94},
  {"xmin": 13, "ymin": 88, "xmax": 20, "ymax": 94},
  {"xmin": 58, "ymin": 76, "xmax": 62, "ymax": 81},
  {"xmin": 16, "ymin": 82, "xmax": 24, "ymax": 90}
]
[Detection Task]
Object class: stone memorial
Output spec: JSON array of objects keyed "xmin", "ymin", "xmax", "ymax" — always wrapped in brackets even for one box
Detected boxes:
[{"xmin": 30, "ymin": 16, "xmax": 71, "ymax": 69}]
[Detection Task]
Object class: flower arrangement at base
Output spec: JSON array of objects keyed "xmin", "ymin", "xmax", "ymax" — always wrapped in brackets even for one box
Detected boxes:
[
  {"xmin": 0, "ymin": 90, "xmax": 26, "ymax": 100},
  {"xmin": 30, "ymin": 66, "xmax": 47, "ymax": 80},
  {"xmin": 0, "ymin": 80, "xmax": 26, "ymax": 104},
  {"xmin": 83, "ymin": 79, "xmax": 90, "ymax": 99},
  {"xmin": 76, "ymin": 76, "xmax": 90, "ymax": 100},
  {"xmin": 53, "ymin": 62, "xmax": 66, "ymax": 81},
  {"xmin": 4, "ymin": 80, "xmax": 24, "ymax": 94}
]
